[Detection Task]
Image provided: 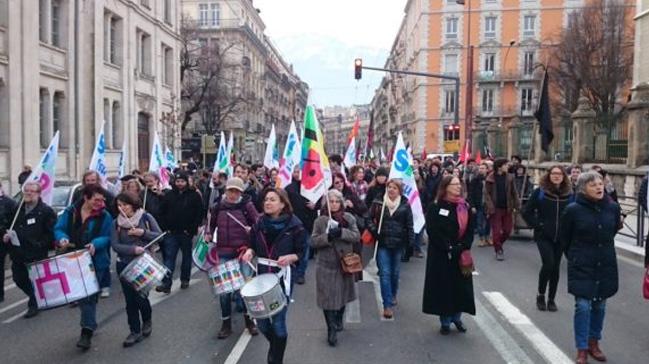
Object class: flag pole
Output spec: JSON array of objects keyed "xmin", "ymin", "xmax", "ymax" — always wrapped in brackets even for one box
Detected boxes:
[{"xmin": 9, "ymin": 196, "xmax": 25, "ymax": 231}]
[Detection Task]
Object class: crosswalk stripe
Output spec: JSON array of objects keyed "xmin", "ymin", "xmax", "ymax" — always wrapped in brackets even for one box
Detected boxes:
[
  {"xmin": 223, "ymin": 331, "xmax": 252, "ymax": 364},
  {"xmin": 361, "ymin": 269, "xmax": 392, "ymax": 322},
  {"xmin": 3, "ymin": 309, "xmax": 27, "ymax": 324},
  {"xmin": 0, "ymin": 297, "xmax": 28, "ymax": 315},
  {"xmin": 483, "ymin": 291, "xmax": 572, "ymax": 364}
]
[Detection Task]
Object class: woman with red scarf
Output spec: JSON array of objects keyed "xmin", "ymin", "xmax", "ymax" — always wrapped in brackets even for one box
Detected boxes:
[{"xmin": 422, "ymin": 176, "xmax": 476, "ymax": 335}]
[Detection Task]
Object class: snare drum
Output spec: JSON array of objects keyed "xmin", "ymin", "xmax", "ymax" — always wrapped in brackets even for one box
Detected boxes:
[
  {"xmin": 120, "ymin": 253, "xmax": 168, "ymax": 294},
  {"xmin": 208, "ymin": 259, "xmax": 246, "ymax": 296},
  {"xmin": 240, "ymin": 274, "xmax": 287, "ymax": 319},
  {"xmin": 27, "ymin": 249, "xmax": 100, "ymax": 310}
]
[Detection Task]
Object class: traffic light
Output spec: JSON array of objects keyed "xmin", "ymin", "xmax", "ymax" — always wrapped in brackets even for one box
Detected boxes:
[{"xmin": 354, "ymin": 58, "xmax": 362, "ymax": 80}]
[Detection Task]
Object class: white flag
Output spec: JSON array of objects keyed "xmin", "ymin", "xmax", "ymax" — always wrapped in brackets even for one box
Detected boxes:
[
  {"xmin": 165, "ymin": 145, "xmax": 177, "ymax": 169},
  {"xmin": 388, "ymin": 132, "xmax": 425, "ymax": 233},
  {"xmin": 227, "ymin": 131, "xmax": 234, "ymax": 176},
  {"xmin": 24, "ymin": 131, "xmax": 60, "ymax": 205},
  {"xmin": 343, "ymin": 136, "xmax": 357, "ymax": 170},
  {"xmin": 150, "ymin": 132, "xmax": 170, "ymax": 189},
  {"xmin": 277, "ymin": 121, "xmax": 301, "ymax": 188},
  {"xmin": 88, "ymin": 120, "xmax": 108, "ymax": 183},
  {"xmin": 263, "ymin": 124, "xmax": 279, "ymax": 169}
]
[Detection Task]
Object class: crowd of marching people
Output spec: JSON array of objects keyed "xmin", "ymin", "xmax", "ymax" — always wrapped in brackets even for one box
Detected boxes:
[{"xmin": 1, "ymin": 147, "xmax": 648, "ymax": 364}]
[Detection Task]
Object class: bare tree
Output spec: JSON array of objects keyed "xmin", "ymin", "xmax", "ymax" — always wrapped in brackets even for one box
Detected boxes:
[
  {"xmin": 180, "ymin": 17, "xmax": 254, "ymax": 135},
  {"xmin": 549, "ymin": 0, "xmax": 634, "ymax": 123}
]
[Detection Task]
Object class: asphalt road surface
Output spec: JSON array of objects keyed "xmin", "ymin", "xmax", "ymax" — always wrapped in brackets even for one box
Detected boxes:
[{"xmin": 1, "ymin": 235, "xmax": 648, "ymax": 364}]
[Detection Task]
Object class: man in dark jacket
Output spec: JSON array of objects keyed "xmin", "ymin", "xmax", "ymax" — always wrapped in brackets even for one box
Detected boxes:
[
  {"xmin": 467, "ymin": 162, "xmax": 490, "ymax": 246},
  {"xmin": 2, "ymin": 181, "xmax": 56, "ymax": 318},
  {"xmin": 484, "ymin": 158, "xmax": 520, "ymax": 261},
  {"xmin": 234, "ymin": 164, "xmax": 259, "ymax": 210},
  {"xmin": 157, "ymin": 171, "xmax": 204, "ymax": 293},
  {"xmin": 0, "ymin": 181, "xmax": 18, "ymax": 302},
  {"xmin": 203, "ymin": 171, "xmax": 227, "ymax": 218},
  {"xmin": 142, "ymin": 172, "xmax": 167, "ymax": 229},
  {"xmin": 285, "ymin": 167, "xmax": 318, "ymax": 284}
]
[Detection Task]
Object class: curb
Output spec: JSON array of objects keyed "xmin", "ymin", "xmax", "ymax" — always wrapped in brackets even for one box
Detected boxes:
[{"xmin": 615, "ymin": 241, "xmax": 645, "ymax": 265}]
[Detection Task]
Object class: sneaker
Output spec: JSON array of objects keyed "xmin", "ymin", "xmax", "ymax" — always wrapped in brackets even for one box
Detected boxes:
[
  {"xmin": 180, "ymin": 281, "xmax": 190, "ymax": 289},
  {"xmin": 496, "ymin": 251, "xmax": 505, "ymax": 261},
  {"xmin": 156, "ymin": 285, "xmax": 171, "ymax": 294},
  {"xmin": 142, "ymin": 320, "xmax": 152, "ymax": 337},
  {"xmin": 100, "ymin": 288, "xmax": 110, "ymax": 298},
  {"xmin": 23, "ymin": 306, "xmax": 39, "ymax": 319},
  {"xmin": 123, "ymin": 332, "xmax": 143, "ymax": 347}
]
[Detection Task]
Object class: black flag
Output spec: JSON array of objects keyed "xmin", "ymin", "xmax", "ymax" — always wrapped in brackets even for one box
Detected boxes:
[{"xmin": 534, "ymin": 71, "xmax": 553, "ymax": 152}]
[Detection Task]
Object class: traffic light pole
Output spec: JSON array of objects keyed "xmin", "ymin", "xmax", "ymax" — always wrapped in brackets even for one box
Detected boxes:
[{"xmin": 359, "ymin": 66, "xmax": 461, "ymax": 126}]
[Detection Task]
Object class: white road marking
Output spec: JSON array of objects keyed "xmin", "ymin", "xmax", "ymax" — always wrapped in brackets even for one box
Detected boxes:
[
  {"xmin": 0, "ymin": 298, "xmax": 28, "ymax": 315},
  {"xmin": 618, "ymin": 254, "xmax": 644, "ymax": 268},
  {"xmin": 223, "ymin": 331, "xmax": 253, "ymax": 364},
  {"xmin": 473, "ymin": 298, "xmax": 534, "ymax": 364},
  {"xmin": 3, "ymin": 282, "xmax": 16, "ymax": 290},
  {"xmin": 346, "ymin": 283, "xmax": 361, "ymax": 324},
  {"xmin": 362, "ymin": 269, "xmax": 392, "ymax": 321},
  {"xmin": 3, "ymin": 309, "xmax": 27, "ymax": 323},
  {"xmin": 483, "ymin": 291, "xmax": 572, "ymax": 364}
]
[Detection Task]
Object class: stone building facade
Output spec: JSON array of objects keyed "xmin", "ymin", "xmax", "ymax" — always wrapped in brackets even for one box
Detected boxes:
[
  {"xmin": 180, "ymin": 0, "xmax": 308, "ymax": 163},
  {"xmin": 0, "ymin": 0, "xmax": 182, "ymax": 194}
]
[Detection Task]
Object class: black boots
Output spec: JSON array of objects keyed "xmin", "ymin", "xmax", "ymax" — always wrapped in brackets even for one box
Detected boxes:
[
  {"xmin": 334, "ymin": 307, "xmax": 345, "ymax": 332},
  {"xmin": 536, "ymin": 294, "xmax": 547, "ymax": 311},
  {"xmin": 76, "ymin": 328, "xmax": 93, "ymax": 350},
  {"xmin": 217, "ymin": 318, "xmax": 232, "ymax": 339},
  {"xmin": 323, "ymin": 310, "xmax": 338, "ymax": 346},
  {"xmin": 263, "ymin": 331, "xmax": 287, "ymax": 364}
]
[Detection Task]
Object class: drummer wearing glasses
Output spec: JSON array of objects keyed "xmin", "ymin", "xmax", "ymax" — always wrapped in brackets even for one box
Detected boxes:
[
  {"xmin": 111, "ymin": 191, "xmax": 162, "ymax": 347},
  {"xmin": 54, "ymin": 184, "xmax": 113, "ymax": 351},
  {"xmin": 242, "ymin": 188, "xmax": 306, "ymax": 364}
]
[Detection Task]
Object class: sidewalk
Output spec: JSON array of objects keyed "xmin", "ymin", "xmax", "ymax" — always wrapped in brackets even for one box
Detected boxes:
[{"xmin": 615, "ymin": 211, "xmax": 647, "ymax": 262}]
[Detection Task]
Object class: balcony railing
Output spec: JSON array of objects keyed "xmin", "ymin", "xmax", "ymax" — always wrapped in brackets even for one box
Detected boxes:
[{"xmin": 474, "ymin": 69, "xmax": 543, "ymax": 83}]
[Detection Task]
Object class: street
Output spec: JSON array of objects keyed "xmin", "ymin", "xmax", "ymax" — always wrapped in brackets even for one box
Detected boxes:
[{"xmin": 1, "ymin": 234, "xmax": 648, "ymax": 364}]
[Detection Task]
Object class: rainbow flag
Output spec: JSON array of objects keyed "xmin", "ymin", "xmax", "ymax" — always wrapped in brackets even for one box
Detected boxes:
[{"xmin": 300, "ymin": 106, "xmax": 330, "ymax": 204}]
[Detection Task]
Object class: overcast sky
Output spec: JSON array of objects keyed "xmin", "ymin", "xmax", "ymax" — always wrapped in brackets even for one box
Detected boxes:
[{"xmin": 254, "ymin": 0, "xmax": 406, "ymax": 108}]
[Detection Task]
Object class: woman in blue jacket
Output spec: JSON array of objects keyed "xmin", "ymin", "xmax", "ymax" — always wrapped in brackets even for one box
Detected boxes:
[
  {"xmin": 54, "ymin": 184, "xmax": 113, "ymax": 351},
  {"xmin": 560, "ymin": 171, "xmax": 621, "ymax": 364}
]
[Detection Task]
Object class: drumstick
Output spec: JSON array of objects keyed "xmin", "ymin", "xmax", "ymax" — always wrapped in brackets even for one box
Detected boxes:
[
  {"xmin": 143, "ymin": 231, "xmax": 168, "ymax": 250},
  {"xmin": 226, "ymin": 212, "xmax": 248, "ymax": 230},
  {"xmin": 246, "ymin": 260, "xmax": 258, "ymax": 274}
]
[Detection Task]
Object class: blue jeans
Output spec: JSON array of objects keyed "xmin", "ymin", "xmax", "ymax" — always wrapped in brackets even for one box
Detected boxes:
[
  {"xmin": 440, "ymin": 312, "xmax": 462, "ymax": 327},
  {"xmin": 475, "ymin": 206, "xmax": 490, "ymax": 238},
  {"xmin": 117, "ymin": 261, "xmax": 152, "ymax": 333},
  {"xmin": 79, "ymin": 267, "xmax": 108, "ymax": 331},
  {"xmin": 414, "ymin": 232, "xmax": 423, "ymax": 254},
  {"xmin": 218, "ymin": 253, "xmax": 253, "ymax": 320},
  {"xmin": 295, "ymin": 237, "xmax": 310, "ymax": 279},
  {"xmin": 256, "ymin": 305, "xmax": 289, "ymax": 338},
  {"xmin": 376, "ymin": 247, "xmax": 402, "ymax": 309},
  {"xmin": 161, "ymin": 233, "xmax": 193, "ymax": 287},
  {"xmin": 574, "ymin": 298, "xmax": 606, "ymax": 349}
]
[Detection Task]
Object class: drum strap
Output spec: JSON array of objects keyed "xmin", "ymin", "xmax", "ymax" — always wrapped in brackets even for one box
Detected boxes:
[{"xmin": 257, "ymin": 258, "xmax": 291, "ymax": 298}]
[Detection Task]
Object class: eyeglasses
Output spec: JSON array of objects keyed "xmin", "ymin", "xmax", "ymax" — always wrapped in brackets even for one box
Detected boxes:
[
  {"xmin": 23, "ymin": 189, "xmax": 40, "ymax": 194},
  {"xmin": 334, "ymin": 181, "xmax": 344, "ymax": 185}
]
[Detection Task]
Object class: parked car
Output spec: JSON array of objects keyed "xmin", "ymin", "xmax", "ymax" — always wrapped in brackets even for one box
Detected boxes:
[{"xmin": 13, "ymin": 181, "xmax": 81, "ymax": 215}]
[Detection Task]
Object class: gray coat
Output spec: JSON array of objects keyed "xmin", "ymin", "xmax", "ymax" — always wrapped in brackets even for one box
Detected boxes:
[
  {"xmin": 310, "ymin": 213, "xmax": 359, "ymax": 310},
  {"xmin": 111, "ymin": 212, "xmax": 162, "ymax": 265}
]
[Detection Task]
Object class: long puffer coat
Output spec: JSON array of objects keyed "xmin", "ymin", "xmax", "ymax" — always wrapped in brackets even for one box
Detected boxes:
[
  {"xmin": 560, "ymin": 194, "xmax": 621, "ymax": 300},
  {"xmin": 310, "ymin": 213, "xmax": 359, "ymax": 310}
]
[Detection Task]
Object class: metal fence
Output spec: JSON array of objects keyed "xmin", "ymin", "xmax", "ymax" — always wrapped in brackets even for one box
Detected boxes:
[
  {"xmin": 618, "ymin": 195, "xmax": 648, "ymax": 248},
  {"xmin": 590, "ymin": 114, "xmax": 628, "ymax": 164}
]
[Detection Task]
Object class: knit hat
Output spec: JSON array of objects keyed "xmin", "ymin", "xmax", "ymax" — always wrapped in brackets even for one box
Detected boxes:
[
  {"xmin": 174, "ymin": 171, "xmax": 189, "ymax": 182},
  {"xmin": 225, "ymin": 177, "xmax": 245, "ymax": 192},
  {"xmin": 376, "ymin": 167, "xmax": 389, "ymax": 177}
]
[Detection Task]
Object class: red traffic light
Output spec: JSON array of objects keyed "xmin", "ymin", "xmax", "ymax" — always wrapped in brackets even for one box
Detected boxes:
[{"xmin": 354, "ymin": 58, "xmax": 362, "ymax": 80}]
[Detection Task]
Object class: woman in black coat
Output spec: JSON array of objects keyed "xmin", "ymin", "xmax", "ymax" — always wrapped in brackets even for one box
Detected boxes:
[
  {"xmin": 522, "ymin": 165, "xmax": 573, "ymax": 312},
  {"xmin": 368, "ymin": 179, "xmax": 414, "ymax": 320},
  {"xmin": 560, "ymin": 171, "xmax": 621, "ymax": 364},
  {"xmin": 422, "ymin": 176, "xmax": 476, "ymax": 335},
  {"xmin": 242, "ymin": 188, "xmax": 307, "ymax": 364}
]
